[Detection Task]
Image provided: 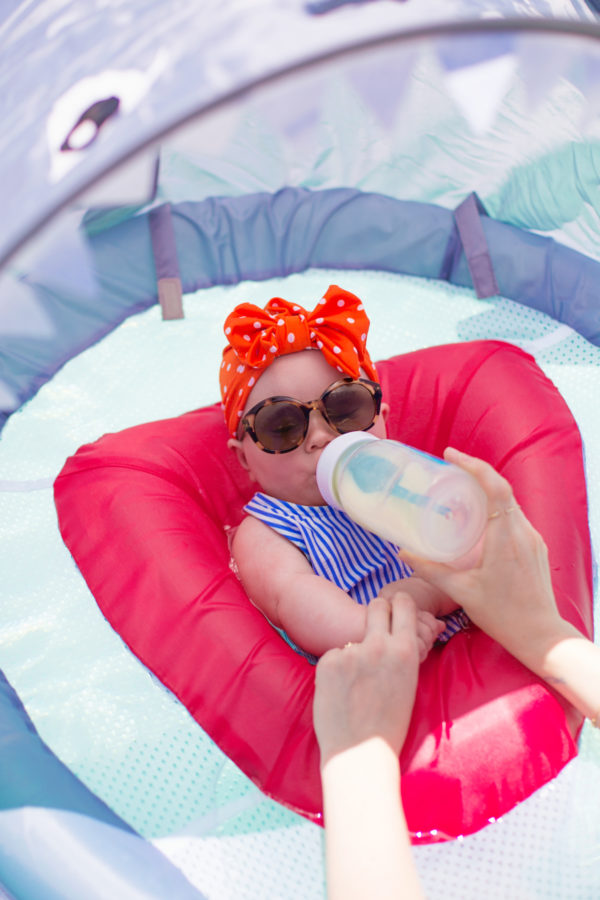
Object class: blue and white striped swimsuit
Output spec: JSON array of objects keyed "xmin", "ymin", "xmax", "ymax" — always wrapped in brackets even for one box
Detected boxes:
[{"xmin": 244, "ymin": 492, "xmax": 469, "ymax": 658}]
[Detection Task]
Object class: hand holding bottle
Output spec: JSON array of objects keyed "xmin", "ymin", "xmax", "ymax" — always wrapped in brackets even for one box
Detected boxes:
[
  {"xmin": 317, "ymin": 433, "xmax": 487, "ymax": 562},
  {"xmin": 399, "ymin": 448, "xmax": 600, "ymax": 726}
]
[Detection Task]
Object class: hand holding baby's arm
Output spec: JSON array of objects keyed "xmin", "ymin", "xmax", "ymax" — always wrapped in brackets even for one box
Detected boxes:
[
  {"xmin": 314, "ymin": 594, "xmax": 425, "ymax": 900},
  {"xmin": 314, "ymin": 593, "xmax": 420, "ymax": 763}
]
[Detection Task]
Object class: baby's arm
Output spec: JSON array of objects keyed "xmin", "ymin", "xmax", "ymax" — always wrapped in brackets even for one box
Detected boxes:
[
  {"xmin": 232, "ymin": 517, "xmax": 443, "ymax": 660},
  {"xmin": 231, "ymin": 515, "xmax": 369, "ymax": 658},
  {"xmin": 380, "ymin": 575, "xmax": 459, "ymax": 618}
]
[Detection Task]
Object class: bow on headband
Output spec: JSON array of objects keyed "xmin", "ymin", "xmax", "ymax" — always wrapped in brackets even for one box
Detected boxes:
[{"xmin": 219, "ymin": 284, "xmax": 378, "ymax": 437}]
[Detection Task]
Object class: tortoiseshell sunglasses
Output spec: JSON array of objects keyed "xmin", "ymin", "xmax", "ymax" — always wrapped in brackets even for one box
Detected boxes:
[{"xmin": 240, "ymin": 378, "xmax": 382, "ymax": 453}]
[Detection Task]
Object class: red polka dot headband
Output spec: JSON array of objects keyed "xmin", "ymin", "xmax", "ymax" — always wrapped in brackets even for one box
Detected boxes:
[{"xmin": 219, "ymin": 284, "xmax": 378, "ymax": 437}]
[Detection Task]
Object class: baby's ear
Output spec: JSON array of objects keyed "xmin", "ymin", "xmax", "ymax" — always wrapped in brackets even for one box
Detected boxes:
[
  {"xmin": 227, "ymin": 437, "xmax": 252, "ymax": 474},
  {"xmin": 380, "ymin": 400, "xmax": 390, "ymax": 423}
]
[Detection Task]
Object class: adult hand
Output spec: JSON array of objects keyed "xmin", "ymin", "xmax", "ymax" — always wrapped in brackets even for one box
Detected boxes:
[
  {"xmin": 313, "ymin": 593, "xmax": 420, "ymax": 767},
  {"xmin": 398, "ymin": 447, "xmax": 567, "ymax": 672}
]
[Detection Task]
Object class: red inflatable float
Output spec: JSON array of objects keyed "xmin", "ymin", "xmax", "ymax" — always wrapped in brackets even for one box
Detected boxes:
[{"xmin": 54, "ymin": 340, "xmax": 593, "ymax": 842}]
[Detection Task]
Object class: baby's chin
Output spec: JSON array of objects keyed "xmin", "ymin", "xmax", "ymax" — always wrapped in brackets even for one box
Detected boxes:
[{"xmin": 271, "ymin": 483, "xmax": 328, "ymax": 507}]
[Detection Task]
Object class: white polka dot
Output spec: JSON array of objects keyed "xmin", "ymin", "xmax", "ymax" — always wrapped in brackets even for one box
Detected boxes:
[
  {"xmin": 361, "ymin": 333, "xmax": 366, "ymax": 341},
  {"xmin": 221, "ymin": 361, "xmax": 225, "ymax": 368},
  {"xmin": 316, "ymin": 317, "xmax": 324, "ymax": 324},
  {"xmin": 310, "ymin": 332, "xmax": 315, "ymax": 339},
  {"xmin": 238, "ymin": 388, "xmax": 243, "ymax": 396},
  {"xmin": 236, "ymin": 364, "xmax": 244, "ymax": 373},
  {"xmin": 277, "ymin": 318, "xmax": 285, "ymax": 326},
  {"xmin": 357, "ymin": 305, "xmax": 364, "ymax": 311},
  {"xmin": 237, "ymin": 410, "xmax": 243, "ymax": 417},
  {"xmin": 318, "ymin": 297, "xmax": 326, "ymax": 305},
  {"xmin": 262, "ymin": 354, "xmax": 266, "ymax": 361},
  {"xmin": 347, "ymin": 317, "xmax": 355, "ymax": 324},
  {"xmin": 226, "ymin": 363, "xmax": 231, "ymax": 371},
  {"xmin": 333, "ymin": 345, "xmax": 341, "ymax": 354},
  {"xmin": 299, "ymin": 314, "xmax": 305, "ymax": 321},
  {"xmin": 224, "ymin": 386, "xmax": 228, "ymax": 393},
  {"xmin": 270, "ymin": 346, "xmax": 277, "ymax": 353},
  {"xmin": 337, "ymin": 366, "xmax": 343, "ymax": 372},
  {"xmin": 337, "ymin": 299, "xmax": 345, "ymax": 307},
  {"xmin": 287, "ymin": 333, "xmax": 295, "ymax": 343},
  {"xmin": 353, "ymin": 347, "xmax": 358, "ymax": 354},
  {"xmin": 225, "ymin": 327, "xmax": 231, "ymax": 335},
  {"xmin": 243, "ymin": 335, "xmax": 251, "ymax": 342},
  {"xmin": 248, "ymin": 377, "xmax": 256, "ymax": 387},
  {"xmin": 253, "ymin": 321, "xmax": 262, "ymax": 329},
  {"xmin": 220, "ymin": 403, "xmax": 225, "ymax": 410},
  {"xmin": 317, "ymin": 341, "xmax": 323, "ymax": 349},
  {"xmin": 292, "ymin": 305, "xmax": 300, "ymax": 311}
]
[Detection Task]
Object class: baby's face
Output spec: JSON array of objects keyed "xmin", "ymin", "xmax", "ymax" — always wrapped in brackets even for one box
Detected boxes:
[{"xmin": 229, "ymin": 350, "xmax": 388, "ymax": 505}]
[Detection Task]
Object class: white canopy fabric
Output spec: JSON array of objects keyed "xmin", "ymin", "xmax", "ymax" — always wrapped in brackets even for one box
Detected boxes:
[{"xmin": 1, "ymin": 0, "xmax": 598, "ymax": 267}]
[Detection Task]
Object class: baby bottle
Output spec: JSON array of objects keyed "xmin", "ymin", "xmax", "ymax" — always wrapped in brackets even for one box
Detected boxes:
[{"xmin": 316, "ymin": 432, "xmax": 487, "ymax": 562}]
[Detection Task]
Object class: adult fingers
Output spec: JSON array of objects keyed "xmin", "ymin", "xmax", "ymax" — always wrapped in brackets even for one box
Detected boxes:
[
  {"xmin": 443, "ymin": 448, "xmax": 533, "ymax": 564},
  {"xmin": 364, "ymin": 594, "xmax": 392, "ymax": 636},
  {"xmin": 444, "ymin": 447, "xmax": 516, "ymax": 514},
  {"xmin": 389, "ymin": 591, "xmax": 417, "ymax": 637}
]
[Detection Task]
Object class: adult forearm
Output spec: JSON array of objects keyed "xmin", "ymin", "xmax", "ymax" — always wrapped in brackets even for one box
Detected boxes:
[
  {"xmin": 322, "ymin": 738, "xmax": 425, "ymax": 900},
  {"xmin": 519, "ymin": 622, "xmax": 600, "ymax": 723}
]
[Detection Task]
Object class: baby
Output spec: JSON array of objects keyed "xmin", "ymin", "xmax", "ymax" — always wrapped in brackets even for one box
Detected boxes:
[{"xmin": 221, "ymin": 284, "xmax": 466, "ymax": 661}]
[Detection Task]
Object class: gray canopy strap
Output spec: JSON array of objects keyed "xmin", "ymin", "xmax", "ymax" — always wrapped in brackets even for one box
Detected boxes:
[
  {"xmin": 148, "ymin": 203, "xmax": 184, "ymax": 319},
  {"xmin": 454, "ymin": 193, "xmax": 499, "ymax": 299}
]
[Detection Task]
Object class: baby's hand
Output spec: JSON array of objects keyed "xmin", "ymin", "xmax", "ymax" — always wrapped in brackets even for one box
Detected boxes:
[{"xmin": 416, "ymin": 609, "xmax": 446, "ymax": 662}]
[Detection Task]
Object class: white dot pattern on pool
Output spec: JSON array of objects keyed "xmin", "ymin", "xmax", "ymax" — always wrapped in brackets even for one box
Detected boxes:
[{"xmin": 1, "ymin": 269, "xmax": 599, "ymax": 899}]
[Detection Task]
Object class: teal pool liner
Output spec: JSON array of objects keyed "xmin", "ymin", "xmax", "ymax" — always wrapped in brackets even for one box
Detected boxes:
[{"xmin": 1, "ymin": 268, "xmax": 599, "ymax": 898}]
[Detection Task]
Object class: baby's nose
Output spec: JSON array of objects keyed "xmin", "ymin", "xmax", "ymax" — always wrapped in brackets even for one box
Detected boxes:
[{"xmin": 304, "ymin": 408, "xmax": 337, "ymax": 451}]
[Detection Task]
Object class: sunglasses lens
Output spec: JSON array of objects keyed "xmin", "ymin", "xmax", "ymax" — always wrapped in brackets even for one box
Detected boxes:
[
  {"xmin": 253, "ymin": 401, "xmax": 307, "ymax": 452},
  {"xmin": 325, "ymin": 382, "xmax": 378, "ymax": 433}
]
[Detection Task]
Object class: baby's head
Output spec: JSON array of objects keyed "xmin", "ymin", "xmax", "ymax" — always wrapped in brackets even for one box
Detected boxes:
[{"xmin": 220, "ymin": 285, "xmax": 388, "ymax": 505}]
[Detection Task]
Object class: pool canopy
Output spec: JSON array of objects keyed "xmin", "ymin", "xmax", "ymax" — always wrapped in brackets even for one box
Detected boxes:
[{"xmin": 3, "ymin": 2, "xmax": 600, "ymax": 434}]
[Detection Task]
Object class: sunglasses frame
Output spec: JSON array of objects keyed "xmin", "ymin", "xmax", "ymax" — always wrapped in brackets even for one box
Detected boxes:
[{"xmin": 240, "ymin": 377, "xmax": 382, "ymax": 454}]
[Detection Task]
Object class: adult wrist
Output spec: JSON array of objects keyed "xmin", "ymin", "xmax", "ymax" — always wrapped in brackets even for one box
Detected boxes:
[
  {"xmin": 510, "ymin": 614, "xmax": 579, "ymax": 677},
  {"xmin": 321, "ymin": 736, "xmax": 401, "ymax": 787}
]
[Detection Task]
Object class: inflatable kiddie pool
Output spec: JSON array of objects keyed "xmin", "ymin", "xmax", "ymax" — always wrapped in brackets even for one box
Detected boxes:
[
  {"xmin": 54, "ymin": 335, "xmax": 593, "ymax": 841},
  {"xmin": 3, "ymin": 10, "xmax": 600, "ymax": 895}
]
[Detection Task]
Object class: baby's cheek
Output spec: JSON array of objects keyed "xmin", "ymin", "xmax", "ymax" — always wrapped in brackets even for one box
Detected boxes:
[{"xmin": 370, "ymin": 416, "xmax": 388, "ymax": 440}]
